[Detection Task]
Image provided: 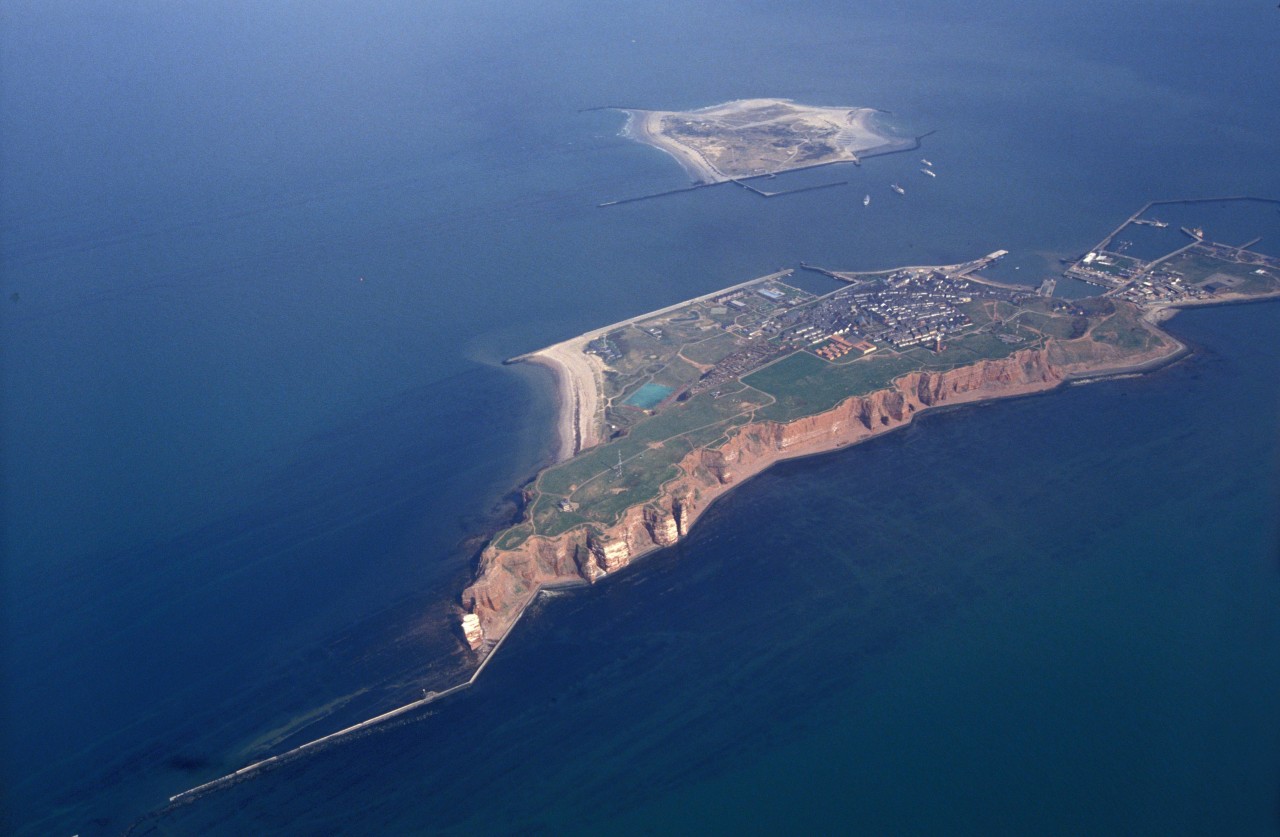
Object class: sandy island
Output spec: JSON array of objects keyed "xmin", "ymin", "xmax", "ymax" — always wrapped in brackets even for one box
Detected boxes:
[{"xmin": 621, "ymin": 98, "xmax": 901, "ymax": 184}]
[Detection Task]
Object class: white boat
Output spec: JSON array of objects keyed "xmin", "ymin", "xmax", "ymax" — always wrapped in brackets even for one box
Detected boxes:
[
  {"xmin": 863, "ymin": 194, "xmax": 871, "ymax": 206},
  {"xmin": 891, "ymin": 183, "xmax": 905, "ymax": 196},
  {"xmin": 921, "ymin": 158, "xmax": 933, "ymax": 166},
  {"xmin": 921, "ymin": 168, "xmax": 936, "ymax": 177}
]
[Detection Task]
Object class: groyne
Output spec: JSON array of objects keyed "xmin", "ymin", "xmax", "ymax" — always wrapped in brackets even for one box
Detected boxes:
[{"xmin": 598, "ymin": 182, "xmax": 714, "ymax": 207}]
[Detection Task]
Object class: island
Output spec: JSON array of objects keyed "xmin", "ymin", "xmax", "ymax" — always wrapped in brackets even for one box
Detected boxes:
[
  {"xmin": 168, "ymin": 199, "xmax": 1280, "ymax": 805},
  {"xmin": 460, "ymin": 200, "xmax": 1280, "ymax": 652},
  {"xmin": 620, "ymin": 98, "xmax": 916, "ymax": 184}
]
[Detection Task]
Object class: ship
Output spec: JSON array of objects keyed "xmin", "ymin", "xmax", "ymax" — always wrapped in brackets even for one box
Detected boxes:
[
  {"xmin": 891, "ymin": 183, "xmax": 905, "ymax": 196},
  {"xmin": 921, "ymin": 158, "xmax": 933, "ymax": 166},
  {"xmin": 863, "ymin": 194, "xmax": 871, "ymax": 206},
  {"xmin": 921, "ymin": 168, "xmax": 936, "ymax": 177}
]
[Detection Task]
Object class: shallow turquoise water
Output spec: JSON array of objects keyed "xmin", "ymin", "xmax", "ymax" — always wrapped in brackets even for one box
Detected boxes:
[{"xmin": 624, "ymin": 382, "xmax": 675, "ymax": 409}]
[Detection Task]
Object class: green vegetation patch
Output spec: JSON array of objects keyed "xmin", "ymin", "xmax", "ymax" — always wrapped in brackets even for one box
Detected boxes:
[
  {"xmin": 910, "ymin": 331, "xmax": 1030, "ymax": 368},
  {"xmin": 746, "ymin": 351, "xmax": 920, "ymax": 423},
  {"xmin": 1171, "ymin": 253, "xmax": 1279, "ymax": 295},
  {"xmin": 651, "ymin": 356, "xmax": 702, "ymax": 389},
  {"xmin": 680, "ymin": 331, "xmax": 744, "ymax": 366},
  {"xmin": 1167, "ymin": 253, "xmax": 1228, "ymax": 285},
  {"xmin": 493, "ymin": 523, "xmax": 533, "ymax": 552},
  {"xmin": 1091, "ymin": 309, "xmax": 1156, "ymax": 351},
  {"xmin": 1021, "ymin": 311, "xmax": 1088, "ymax": 340},
  {"xmin": 538, "ymin": 390, "xmax": 763, "ymax": 498}
]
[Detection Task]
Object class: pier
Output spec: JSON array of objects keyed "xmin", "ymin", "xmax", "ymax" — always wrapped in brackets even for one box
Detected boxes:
[
  {"xmin": 1094, "ymin": 196, "xmax": 1280, "ymax": 255},
  {"xmin": 731, "ymin": 177, "xmax": 849, "ymax": 198},
  {"xmin": 598, "ymin": 127, "xmax": 936, "ymax": 208}
]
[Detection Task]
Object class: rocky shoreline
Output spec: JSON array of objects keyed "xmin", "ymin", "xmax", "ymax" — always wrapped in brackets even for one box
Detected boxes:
[{"xmin": 461, "ymin": 333, "xmax": 1181, "ymax": 653}]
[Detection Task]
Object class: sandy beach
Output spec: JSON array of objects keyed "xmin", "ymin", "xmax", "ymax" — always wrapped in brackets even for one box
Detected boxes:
[
  {"xmin": 522, "ymin": 337, "xmax": 605, "ymax": 462},
  {"xmin": 622, "ymin": 108, "xmax": 725, "ymax": 183}
]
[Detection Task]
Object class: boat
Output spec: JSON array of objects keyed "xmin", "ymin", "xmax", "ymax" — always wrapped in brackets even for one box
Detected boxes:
[
  {"xmin": 863, "ymin": 194, "xmax": 871, "ymax": 206},
  {"xmin": 921, "ymin": 168, "xmax": 936, "ymax": 177},
  {"xmin": 891, "ymin": 183, "xmax": 905, "ymax": 196},
  {"xmin": 921, "ymin": 158, "xmax": 933, "ymax": 166}
]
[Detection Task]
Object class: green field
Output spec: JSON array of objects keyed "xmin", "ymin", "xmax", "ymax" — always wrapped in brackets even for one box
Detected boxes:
[
  {"xmin": 529, "ymin": 387, "xmax": 767, "ymax": 536},
  {"xmin": 1090, "ymin": 308, "xmax": 1157, "ymax": 351},
  {"xmin": 746, "ymin": 351, "xmax": 920, "ymax": 423},
  {"xmin": 1170, "ymin": 252, "xmax": 1280, "ymax": 295},
  {"xmin": 680, "ymin": 331, "xmax": 743, "ymax": 366},
  {"xmin": 1021, "ymin": 311, "xmax": 1088, "ymax": 340},
  {"xmin": 922, "ymin": 330, "xmax": 1032, "ymax": 366}
]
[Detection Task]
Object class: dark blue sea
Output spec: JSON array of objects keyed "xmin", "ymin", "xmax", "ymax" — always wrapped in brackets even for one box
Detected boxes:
[{"xmin": 3, "ymin": 2, "xmax": 1278, "ymax": 835}]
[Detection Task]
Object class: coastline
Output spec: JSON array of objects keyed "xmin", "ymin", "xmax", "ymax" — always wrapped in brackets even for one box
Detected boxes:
[
  {"xmin": 464, "ymin": 326, "xmax": 1186, "ymax": 646},
  {"xmin": 518, "ymin": 351, "xmax": 580, "ymax": 462},
  {"xmin": 512, "ymin": 336, "xmax": 604, "ymax": 462},
  {"xmin": 160, "ymin": 293, "xmax": 1242, "ymax": 813},
  {"xmin": 1143, "ymin": 288, "xmax": 1280, "ymax": 325},
  {"xmin": 616, "ymin": 99, "xmax": 906, "ymax": 184},
  {"xmin": 621, "ymin": 107, "xmax": 725, "ymax": 184},
  {"xmin": 509, "ymin": 269, "xmax": 796, "ymax": 462}
]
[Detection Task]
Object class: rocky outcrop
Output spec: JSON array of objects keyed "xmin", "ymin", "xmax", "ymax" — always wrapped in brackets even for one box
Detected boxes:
[
  {"xmin": 589, "ymin": 531, "xmax": 631, "ymax": 572},
  {"xmin": 460, "ymin": 614, "xmax": 484, "ymax": 650},
  {"xmin": 645, "ymin": 506, "xmax": 680, "ymax": 547},
  {"xmin": 459, "ymin": 343, "xmax": 1164, "ymax": 651}
]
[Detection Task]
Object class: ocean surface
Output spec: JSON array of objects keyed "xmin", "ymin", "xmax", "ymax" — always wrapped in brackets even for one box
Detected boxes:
[{"xmin": 2, "ymin": 1, "xmax": 1278, "ymax": 835}]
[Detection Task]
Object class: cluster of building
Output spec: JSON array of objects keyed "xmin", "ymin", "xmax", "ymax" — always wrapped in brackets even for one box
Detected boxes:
[
  {"xmin": 814, "ymin": 333, "xmax": 877, "ymax": 360},
  {"xmin": 692, "ymin": 340, "xmax": 786, "ymax": 393},
  {"xmin": 1064, "ymin": 251, "xmax": 1136, "ymax": 287},
  {"xmin": 1108, "ymin": 244, "xmax": 1279, "ymax": 305},
  {"xmin": 835, "ymin": 271, "xmax": 975, "ymax": 348},
  {"xmin": 586, "ymin": 334, "xmax": 622, "ymax": 363},
  {"xmin": 1111, "ymin": 270, "xmax": 1210, "ymax": 305}
]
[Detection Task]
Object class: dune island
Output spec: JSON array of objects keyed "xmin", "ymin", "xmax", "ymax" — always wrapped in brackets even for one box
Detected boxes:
[
  {"xmin": 460, "ymin": 199, "xmax": 1280, "ymax": 650},
  {"xmin": 618, "ymin": 98, "xmax": 915, "ymax": 184}
]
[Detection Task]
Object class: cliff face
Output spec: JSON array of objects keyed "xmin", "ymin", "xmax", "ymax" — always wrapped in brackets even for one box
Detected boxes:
[{"xmin": 460, "ymin": 347, "xmax": 1071, "ymax": 647}]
